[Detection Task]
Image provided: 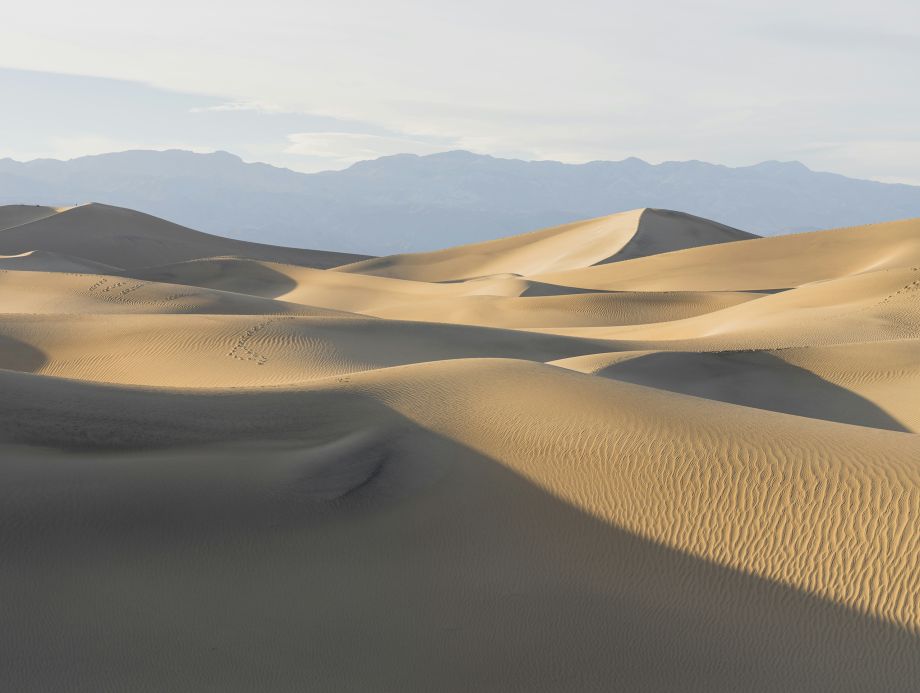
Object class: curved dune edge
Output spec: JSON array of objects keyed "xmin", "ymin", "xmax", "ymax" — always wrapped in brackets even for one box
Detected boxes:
[
  {"xmin": 536, "ymin": 216, "xmax": 920, "ymax": 291},
  {"xmin": 358, "ymin": 358, "xmax": 920, "ymax": 630},
  {"xmin": 0, "ymin": 313, "xmax": 614, "ymax": 386},
  {"xmin": 0, "ymin": 250, "xmax": 123, "ymax": 275},
  {"xmin": 0, "ymin": 202, "xmax": 371, "ymax": 269},
  {"xmin": 550, "ymin": 340, "xmax": 920, "ymax": 431},
  {"xmin": 0, "ymin": 204, "xmax": 67, "ymax": 231},
  {"xmin": 333, "ymin": 208, "xmax": 755, "ymax": 281},
  {"xmin": 0, "ymin": 268, "xmax": 357, "ymax": 318}
]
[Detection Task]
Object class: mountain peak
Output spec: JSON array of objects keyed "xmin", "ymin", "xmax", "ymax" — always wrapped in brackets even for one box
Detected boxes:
[{"xmin": 749, "ymin": 160, "xmax": 811, "ymax": 172}]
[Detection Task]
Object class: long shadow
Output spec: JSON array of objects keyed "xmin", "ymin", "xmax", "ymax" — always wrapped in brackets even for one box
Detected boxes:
[
  {"xmin": 0, "ymin": 372, "xmax": 918, "ymax": 691},
  {"xmin": 0, "ymin": 335, "xmax": 46, "ymax": 373},
  {"xmin": 593, "ymin": 350, "xmax": 911, "ymax": 432},
  {"xmin": 436, "ymin": 277, "xmax": 607, "ymax": 297},
  {"xmin": 519, "ymin": 280, "xmax": 609, "ymax": 297}
]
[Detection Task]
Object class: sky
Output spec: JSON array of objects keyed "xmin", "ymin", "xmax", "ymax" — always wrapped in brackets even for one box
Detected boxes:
[{"xmin": 1, "ymin": 0, "xmax": 919, "ymax": 183}]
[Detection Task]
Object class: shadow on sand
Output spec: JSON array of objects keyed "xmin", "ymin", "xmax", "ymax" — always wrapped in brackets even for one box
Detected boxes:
[
  {"xmin": 0, "ymin": 371, "xmax": 917, "ymax": 691},
  {"xmin": 593, "ymin": 349, "xmax": 910, "ymax": 432}
]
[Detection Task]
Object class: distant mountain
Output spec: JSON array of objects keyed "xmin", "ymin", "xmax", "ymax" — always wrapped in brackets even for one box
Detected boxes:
[{"xmin": 2, "ymin": 149, "xmax": 920, "ymax": 255}]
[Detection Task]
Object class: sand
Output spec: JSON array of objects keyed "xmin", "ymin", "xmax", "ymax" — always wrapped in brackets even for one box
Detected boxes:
[
  {"xmin": 0, "ymin": 203, "xmax": 371, "ymax": 270},
  {"xmin": 1, "ymin": 202, "xmax": 919, "ymax": 691},
  {"xmin": 335, "ymin": 208, "xmax": 757, "ymax": 281}
]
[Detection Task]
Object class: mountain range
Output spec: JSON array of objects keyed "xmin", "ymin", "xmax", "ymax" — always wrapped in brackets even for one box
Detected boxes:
[{"xmin": 2, "ymin": 149, "xmax": 920, "ymax": 255}]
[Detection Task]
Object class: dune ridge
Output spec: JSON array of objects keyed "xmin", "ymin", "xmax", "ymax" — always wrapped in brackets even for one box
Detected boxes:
[
  {"xmin": 0, "ymin": 203, "xmax": 372, "ymax": 269},
  {"xmin": 334, "ymin": 207, "xmax": 757, "ymax": 281},
  {"xmin": 2, "ymin": 202, "xmax": 918, "ymax": 691}
]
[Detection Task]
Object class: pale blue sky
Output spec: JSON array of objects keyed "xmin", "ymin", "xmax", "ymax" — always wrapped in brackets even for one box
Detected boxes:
[{"xmin": 2, "ymin": 0, "xmax": 918, "ymax": 182}]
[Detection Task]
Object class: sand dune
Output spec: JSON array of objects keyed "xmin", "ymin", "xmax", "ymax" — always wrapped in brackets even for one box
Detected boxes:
[
  {"xmin": 135, "ymin": 256, "xmax": 760, "ymax": 324},
  {"xmin": 0, "ymin": 313, "xmax": 613, "ymax": 387},
  {"xmin": 537, "ymin": 216, "xmax": 920, "ymax": 291},
  {"xmin": 0, "ymin": 204, "xmax": 66, "ymax": 230},
  {"xmin": 370, "ymin": 289, "xmax": 760, "ymax": 327},
  {"xmin": 0, "ymin": 268, "xmax": 349, "ymax": 317},
  {"xmin": 2, "ymin": 202, "xmax": 919, "ymax": 691},
  {"xmin": 134, "ymin": 256, "xmax": 509, "ymax": 313},
  {"xmin": 0, "ymin": 203, "xmax": 371, "ymax": 270},
  {"xmin": 335, "ymin": 208, "xmax": 756, "ymax": 282},
  {"xmin": 552, "ymin": 339, "xmax": 920, "ymax": 431},
  {"xmin": 530, "ymin": 264, "xmax": 920, "ymax": 349},
  {"xmin": 0, "ymin": 249, "xmax": 124, "ymax": 274}
]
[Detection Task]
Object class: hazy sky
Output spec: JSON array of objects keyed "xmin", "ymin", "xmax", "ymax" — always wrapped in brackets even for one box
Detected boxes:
[{"xmin": 2, "ymin": 0, "xmax": 919, "ymax": 182}]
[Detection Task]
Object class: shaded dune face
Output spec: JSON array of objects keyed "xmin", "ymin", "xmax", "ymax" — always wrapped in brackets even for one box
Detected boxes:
[
  {"xmin": 134, "ymin": 256, "xmax": 302, "ymax": 299},
  {"xmin": 1, "ymin": 201, "xmax": 920, "ymax": 691},
  {"xmin": 552, "ymin": 349, "xmax": 913, "ymax": 431},
  {"xmin": 0, "ymin": 203, "xmax": 371, "ymax": 270},
  {"xmin": 536, "ymin": 217, "xmax": 920, "ymax": 291},
  {"xmin": 333, "ymin": 207, "xmax": 757, "ymax": 282},
  {"xmin": 1, "ymin": 366, "xmax": 918, "ymax": 692},
  {"xmin": 0, "ymin": 314, "xmax": 615, "ymax": 386},
  {"xmin": 0, "ymin": 334, "xmax": 46, "ymax": 373},
  {"xmin": 0, "ymin": 204, "xmax": 62, "ymax": 231}
]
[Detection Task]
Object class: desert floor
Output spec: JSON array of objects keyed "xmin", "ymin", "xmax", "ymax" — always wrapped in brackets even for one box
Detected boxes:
[{"xmin": 2, "ymin": 203, "xmax": 919, "ymax": 691}]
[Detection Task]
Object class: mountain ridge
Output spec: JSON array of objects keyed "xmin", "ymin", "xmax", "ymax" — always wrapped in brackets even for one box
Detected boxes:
[{"xmin": 3, "ymin": 149, "xmax": 920, "ymax": 254}]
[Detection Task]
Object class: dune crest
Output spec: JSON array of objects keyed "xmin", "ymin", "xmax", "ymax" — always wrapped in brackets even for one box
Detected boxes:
[
  {"xmin": 2, "ymin": 202, "xmax": 919, "ymax": 691},
  {"xmin": 334, "ymin": 207, "xmax": 757, "ymax": 281},
  {"xmin": 0, "ymin": 202, "xmax": 372, "ymax": 270},
  {"xmin": 0, "ymin": 204, "xmax": 69, "ymax": 230}
]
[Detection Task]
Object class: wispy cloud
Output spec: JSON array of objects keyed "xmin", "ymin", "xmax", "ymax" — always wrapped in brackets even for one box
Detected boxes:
[{"xmin": 190, "ymin": 101, "xmax": 286, "ymax": 114}]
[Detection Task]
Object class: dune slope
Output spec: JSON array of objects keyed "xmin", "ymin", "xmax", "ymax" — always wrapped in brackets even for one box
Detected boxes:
[
  {"xmin": 537, "ymin": 216, "xmax": 920, "ymax": 291},
  {"xmin": 0, "ymin": 203, "xmax": 371, "ymax": 269},
  {"xmin": 0, "ymin": 204, "xmax": 65, "ymax": 230},
  {"xmin": 335, "ymin": 208, "xmax": 756, "ymax": 281}
]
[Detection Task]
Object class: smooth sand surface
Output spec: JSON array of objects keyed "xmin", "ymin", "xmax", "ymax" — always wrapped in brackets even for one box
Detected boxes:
[
  {"xmin": 334, "ymin": 208, "xmax": 757, "ymax": 281},
  {"xmin": 2, "ymin": 202, "xmax": 919, "ymax": 691},
  {"xmin": 0, "ymin": 250, "xmax": 124, "ymax": 274},
  {"xmin": 537, "ymin": 216, "xmax": 920, "ymax": 291},
  {"xmin": 0, "ymin": 204, "xmax": 67, "ymax": 230},
  {"xmin": 0, "ymin": 203, "xmax": 371, "ymax": 269}
]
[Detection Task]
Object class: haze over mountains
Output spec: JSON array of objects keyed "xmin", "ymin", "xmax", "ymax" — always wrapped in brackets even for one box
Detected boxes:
[{"xmin": 3, "ymin": 149, "xmax": 920, "ymax": 254}]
